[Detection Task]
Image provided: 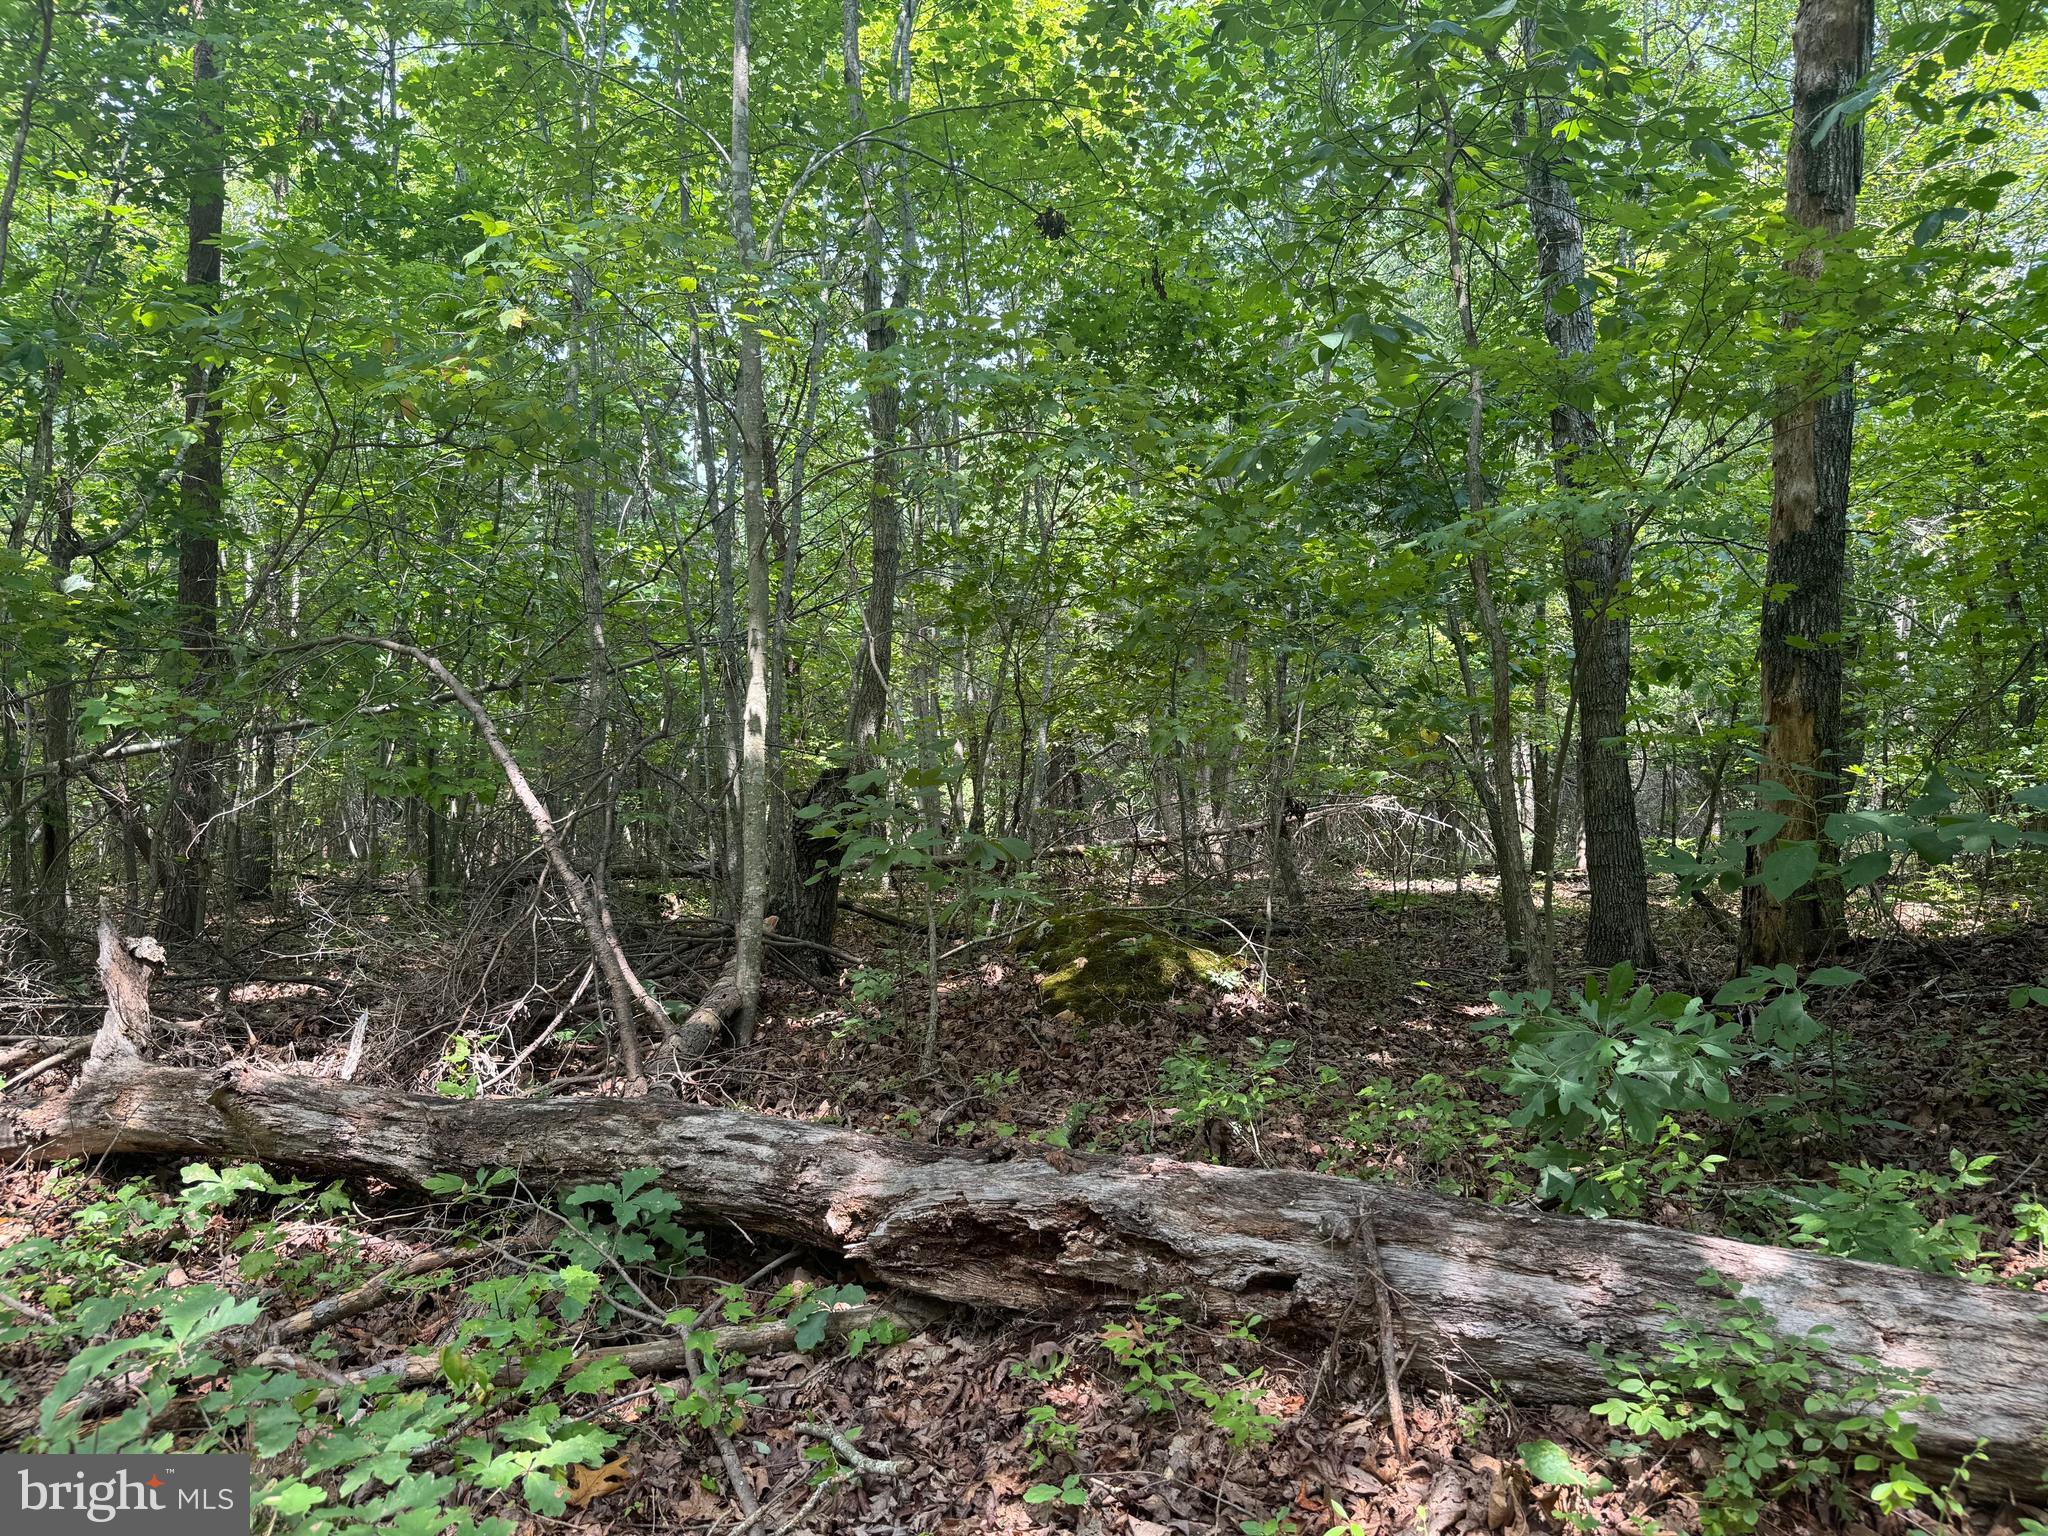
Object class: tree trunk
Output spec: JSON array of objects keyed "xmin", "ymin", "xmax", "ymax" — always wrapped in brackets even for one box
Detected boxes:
[
  {"xmin": 1443, "ymin": 120, "xmax": 1538, "ymax": 978},
  {"xmin": 12, "ymin": 1059, "xmax": 2048, "ymax": 1494},
  {"xmin": 1741, "ymin": 0, "xmax": 1871, "ymax": 968},
  {"xmin": 35, "ymin": 482, "xmax": 77, "ymax": 955},
  {"xmin": 0, "ymin": 0, "xmax": 53, "ymax": 288},
  {"xmin": 160, "ymin": 2, "xmax": 228, "ymax": 945},
  {"xmin": 783, "ymin": 0, "xmax": 916, "ymax": 962},
  {"xmin": 1519, "ymin": 20, "xmax": 1655, "ymax": 967},
  {"xmin": 728, "ymin": 0, "xmax": 773, "ymax": 1043}
]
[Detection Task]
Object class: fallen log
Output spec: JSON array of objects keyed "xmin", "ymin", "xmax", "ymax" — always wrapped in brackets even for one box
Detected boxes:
[{"xmin": 11, "ymin": 1063, "xmax": 2048, "ymax": 1495}]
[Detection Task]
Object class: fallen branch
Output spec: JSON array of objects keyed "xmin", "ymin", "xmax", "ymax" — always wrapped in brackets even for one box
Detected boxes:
[{"xmin": 258, "ymin": 1302, "xmax": 923, "ymax": 1398}]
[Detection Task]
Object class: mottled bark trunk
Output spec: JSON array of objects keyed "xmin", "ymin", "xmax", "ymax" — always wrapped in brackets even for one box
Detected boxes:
[
  {"xmin": 161, "ymin": 5, "xmax": 227, "ymax": 945},
  {"xmin": 1741, "ymin": 0, "xmax": 1871, "ymax": 968},
  {"xmin": 728, "ymin": 0, "xmax": 773, "ymax": 1043},
  {"xmin": 1519, "ymin": 21, "xmax": 1654, "ymax": 966}
]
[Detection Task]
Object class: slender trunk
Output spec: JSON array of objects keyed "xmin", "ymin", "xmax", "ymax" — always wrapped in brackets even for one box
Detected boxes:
[
  {"xmin": 0, "ymin": 0, "xmax": 53, "ymax": 288},
  {"xmin": 1530, "ymin": 600, "xmax": 1556, "ymax": 878},
  {"xmin": 785, "ymin": 0, "xmax": 917, "ymax": 957},
  {"xmin": 161, "ymin": 3, "xmax": 228, "ymax": 944},
  {"xmin": 687, "ymin": 326, "xmax": 739, "ymax": 905},
  {"xmin": 1741, "ymin": 0, "xmax": 1871, "ymax": 968},
  {"xmin": 35, "ymin": 482, "xmax": 77, "ymax": 954},
  {"xmin": 767, "ymin": 315, "xmax": 829, "ymax": 928},
  {"xmin": 729, "ymin": 0, "xmax": 773, "ymax": 1042},
  {"xmin": 1518, "ymin": 22, "xmax": 1654, "ymax": 965},
  {"xmin": 1265, "ymin": 637, "xmax": 1304, "ymax": 917},
  {"xmin": 1443, "ymin": 120, "xmax": 1538, "ymax": 978}
]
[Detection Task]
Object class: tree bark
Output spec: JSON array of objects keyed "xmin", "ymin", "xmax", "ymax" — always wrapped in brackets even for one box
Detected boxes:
[
  {"xmin": 1518, "ymin": 21, "xmax": 1655, "ymax": 968},
  {"xmin": 728, "ymin": 0, "xmax": 773, "ymax": 1044},
  {"xmin": 1741, "ymin": 0, "xmax": 1871, "ymax": 968},
  {"xmin": 783, "ymin": 0, "xmax": 917, "ymax": 963},
  {"xmin": 160, "ymin": 2, "xmax": 228, "ymax": 945},
  {"xmin": 11, "ymin": 1060, "xmax": 2048, "ymax": 1494},
  {"xmin": 1442, "ymin": 120, "xmax": 1539, "ymax": 978}
]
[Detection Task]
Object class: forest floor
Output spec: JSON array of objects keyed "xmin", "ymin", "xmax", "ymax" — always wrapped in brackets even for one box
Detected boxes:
[{"xmin": 4, "ymin": 870, "xmax": 2047, "ymax": 1536}]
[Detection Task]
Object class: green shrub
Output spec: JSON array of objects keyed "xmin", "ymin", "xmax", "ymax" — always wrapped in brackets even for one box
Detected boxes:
[
  {"xmin": 1592, "ymin": 1275, "xmax": 1948, "ymax": 1535},
  {"xmin": 1778, "ymin": 1152, "xmax": 1997, "ymax": 1277},
  {"xmin": 1480, "ymin": 964, "xmax": 1744, "ymax": 1212}
]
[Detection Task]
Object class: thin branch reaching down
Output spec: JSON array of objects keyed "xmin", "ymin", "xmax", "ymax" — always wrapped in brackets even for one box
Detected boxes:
[{"xmin": 308, "ymin": 637, "xmax": 671, "ymax": 1079}]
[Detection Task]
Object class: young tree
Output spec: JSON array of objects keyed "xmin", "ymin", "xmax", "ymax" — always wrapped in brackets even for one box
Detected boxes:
[{"xmin": 728, "ymin": 0, "xmax": 774, "ymax": 1042}]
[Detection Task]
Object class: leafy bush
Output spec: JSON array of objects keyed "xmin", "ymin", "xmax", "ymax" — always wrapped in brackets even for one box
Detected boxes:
[
  {"xmin": 0, "ymin": 1162, "xmax": 896, "ymax": 1534},
  {"xmin": 1779, "ymin": 1152, "xmax": 1997, "ymax": 1277},
  {"xmin": 1480, "ymin": 965, "xmax": 1744, "ymax": 1212},
  {"xmin": 1335, "ymin": 1071, "xmax": 1519, "ymax": 1199},
  {"xmin": 1098, "ymin": 1294, "xmax": 1279, "ymax": 1450},
  {"xmin": 1158, "ymin": 1035, "xmax": 1296, "ymax": 1156},
  {"xmin": 1592, "ymin": 1275, "xmax": 1947, "ymax": 1535}
]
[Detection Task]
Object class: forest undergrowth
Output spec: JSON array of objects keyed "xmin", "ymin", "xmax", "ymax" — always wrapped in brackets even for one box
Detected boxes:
[{"xmin": 4, "ymin": 867, "xmax": 2045, "ymax": 1536}]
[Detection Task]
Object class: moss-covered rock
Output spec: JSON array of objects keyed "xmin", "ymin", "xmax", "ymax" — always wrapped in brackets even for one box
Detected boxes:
[{"xmin": 1019, "ymin": 908, "xmax": 1244, "ymax": 1022}]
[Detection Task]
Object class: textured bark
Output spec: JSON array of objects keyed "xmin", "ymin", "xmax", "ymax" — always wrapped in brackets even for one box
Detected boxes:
[
  {"xmin": 1741, "ymin": 0, "xmax": 1871, "ymax": 968},
  {"xmin": 728, "ymin": 0, "xmax": 772, "ymax": 1044},
  {"xmin": 783, "ymin": 0, "xmax": 916, "ymax": 963},
  {"xmin": 1519, "ymin": 27, "xmax": 1655, "ymax": 967},
  {"xmin": 12, "ymin": 1064, "xmax": 2048, "ymax": 1492},
  {"xmin": 160, "ymin": 4, "xmax": 228, "ymax": 945}
]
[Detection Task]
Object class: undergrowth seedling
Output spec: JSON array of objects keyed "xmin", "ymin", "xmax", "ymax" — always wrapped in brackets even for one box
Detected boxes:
[
  {"xmin": 1098, "ymin": 1294, "xmax": 1280, "ymax": 1450},
  {"xmin": 1590, "ymin": 1273, "xmax": 1953, "ymax": 1535},
  {"xmin": 1158, "ymin": 1035, "xmax": 1296, "ymax": 1159}
]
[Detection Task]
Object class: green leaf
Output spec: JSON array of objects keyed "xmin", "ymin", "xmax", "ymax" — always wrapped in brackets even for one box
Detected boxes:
[
  {"xmin": 1838, "ymin": 849, "xmax": 1890, "ymax": 890},
  {"xmin": 1519, "ymin": 1439, "xmax": 1602, "ymax": 1489},
  {"xmin": 1758, "ymin": 842, "xmax": 1819, "ymax": 902}
]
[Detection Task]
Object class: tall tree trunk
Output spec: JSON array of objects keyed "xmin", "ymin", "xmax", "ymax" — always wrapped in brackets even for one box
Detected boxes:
[
  {"xmin": 161, "ymin": 1, "xmax": 228, "ymax": 945},
  {"xmin": 1520, "ymin": 20, "xmax": 1655, "ymax": 966},
  {"xmin": 728, "ymin": 0, "xmax": 773, "ymax": 1043},
  {"xmin": 784, "ymin": 0, "xmax": 916, "ymax": 959},
  {"xmin": 1443, "ymin": 120, "xmax": 1538, "ymax": 979},
  {"xmin": 766, "ymin": 314, "xmax": 830, "ymax": 927},
  {"xmin": 35, "ymin": 482, "xmax": 77, "ymax": 955},
  {"xmin": 1265, "ymin": 639, "xmax": 1304, "ymax": 918},
  {"xmin": 686, "ymin": 325, "xmax": 740, "ymax": 907},
  {"xmin": 1741, "ymin": 0, "xmax": 1871, "ymax": 968}
]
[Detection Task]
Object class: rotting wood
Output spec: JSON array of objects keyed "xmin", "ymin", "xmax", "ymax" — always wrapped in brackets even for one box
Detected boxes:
[{"xmin": 11, "ymin": 1059, "xmax": 2048, "ymax": 1494}]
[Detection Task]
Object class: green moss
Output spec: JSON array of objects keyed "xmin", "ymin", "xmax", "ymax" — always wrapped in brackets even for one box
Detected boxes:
[{"xmin": 1020, "ymin": 908, "xmax": 1243, "ymax": 1021}]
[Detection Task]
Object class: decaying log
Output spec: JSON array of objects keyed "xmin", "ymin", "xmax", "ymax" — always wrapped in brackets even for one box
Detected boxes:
[{"xmin": 12, "ymin": 1062, "xmax": 2048, "ymax": 1494}]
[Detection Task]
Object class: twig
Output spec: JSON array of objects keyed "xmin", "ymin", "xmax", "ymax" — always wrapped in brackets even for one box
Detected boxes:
[
  {"xmin": 0, "ymin": 1288, "xmax": 56, "ymax": 1325},
  {"xmin": 1, "ymin": 1037, "xmax": 91, "ymax": 1094},
  {"xmin": 269, "ymin": 1241, "xmax": 509, "ymax": 1342},
  {"xmin": 791, "ymin": 1419, "xmax": 908, "ymax": 1478},
  {"xmin": 1357, "ymin": 1209, "xmax": 1411, "ymax": 1460}
]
